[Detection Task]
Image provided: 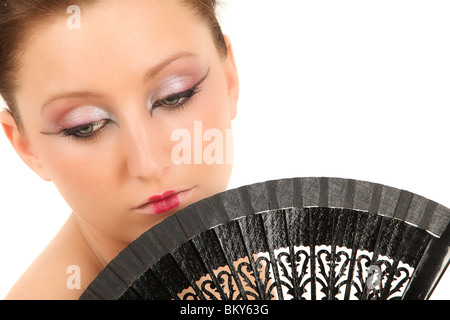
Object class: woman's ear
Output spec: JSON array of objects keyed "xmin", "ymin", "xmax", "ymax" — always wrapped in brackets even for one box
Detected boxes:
[
  {"xmin": 223, "ymin": 35, "xmax": 239, "ymax": 120},
  {"xmin": 0, "ymin": 110, "xmax": 52, "ymax": 181}
]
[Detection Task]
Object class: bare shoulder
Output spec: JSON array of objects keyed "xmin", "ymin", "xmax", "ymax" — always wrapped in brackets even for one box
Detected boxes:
[{"xmin": 5, "ymin": 217, "xmax": 103, "ymax": 300}]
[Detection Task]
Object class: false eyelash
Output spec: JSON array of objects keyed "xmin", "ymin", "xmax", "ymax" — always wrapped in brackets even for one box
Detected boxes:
[
  {"xmin": 60, "ymin": 119, "xmax": 111, "ymax": 142},
  {"xmin": 152, "ymin": 86, "xmax": 201, "ymax": 114},
  {"xmin": 151, "ymin": 68, "xmax": 210, "ymax": 114}
]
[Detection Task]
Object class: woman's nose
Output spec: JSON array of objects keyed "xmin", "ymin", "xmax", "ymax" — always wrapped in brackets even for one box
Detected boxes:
[{"xmin": 122, "ymin": 119, "xmax": 171, "ymax": 180}]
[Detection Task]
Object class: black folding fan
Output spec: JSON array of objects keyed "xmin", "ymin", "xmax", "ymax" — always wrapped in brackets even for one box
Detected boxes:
[{"xmin": 80, "ymin": 177, "xmax": 450, "ymax": 300}]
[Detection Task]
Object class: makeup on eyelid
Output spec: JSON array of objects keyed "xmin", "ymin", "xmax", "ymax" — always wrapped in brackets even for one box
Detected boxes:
[
  {"xmin": 149, "ymin": 67, "xmax": 210, "ymax": 108},
  {"xmin": 45, "ymin": 106, "xmax": 112, "ymax": 131},
  {"xmin": 40, "ymin": 60, "xmax": 210, "ymax": 135},
  {"xmin": 151, "ymin": 76, "xmax": 197, "ymax": 103}
]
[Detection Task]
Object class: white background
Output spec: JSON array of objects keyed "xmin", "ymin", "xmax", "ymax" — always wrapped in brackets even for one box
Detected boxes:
[{"xmin": 0, "ymin": 0, "xmax": 449, "ymax": 299}]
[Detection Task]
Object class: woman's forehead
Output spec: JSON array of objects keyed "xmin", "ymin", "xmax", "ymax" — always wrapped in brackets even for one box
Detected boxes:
[{"xmin": 15, "ymin": 0, "xmax": 216, "ymax": 113}]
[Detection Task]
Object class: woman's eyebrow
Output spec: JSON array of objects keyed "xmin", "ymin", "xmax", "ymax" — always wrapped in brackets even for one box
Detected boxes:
[
  {"xmin": 41, "ymin": 92, "xmax": 103, "ymax": 115},
  {"xmin": 41, "ymin": 52, "xmax": 198, "ymax": 114},
  {"xmin": 143, "ymin": 51, "xmax": 198, "ymax": 84}
]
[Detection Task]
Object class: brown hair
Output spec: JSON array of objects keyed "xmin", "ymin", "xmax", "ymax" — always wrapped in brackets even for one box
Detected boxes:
[{"xmin": 0, "ymin": 0, "xmax": 227, "ymax": 131}]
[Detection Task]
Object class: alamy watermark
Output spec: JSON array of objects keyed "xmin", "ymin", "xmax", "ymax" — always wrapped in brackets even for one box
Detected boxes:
[
  {"xmin": 66, "ymin": 5, "xmax": 81, "ymax": 30},
  {"xmin": 366, "ymin": 265, "xmax": 382, "ymax": 290},
  {"xmin": 66, "ymin": 265, "xmax": 81, "ymax": 290},
  {"xmin": 171, "ymin": 121, "xmax": 234, "ymax": 165}
]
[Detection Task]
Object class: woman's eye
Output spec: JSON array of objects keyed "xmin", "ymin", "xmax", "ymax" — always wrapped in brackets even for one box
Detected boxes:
[
  {"xmin": 62, "ymin": 119, "xmax": 110, "ymax": 139},
  {"xmin": 153, "ymin": 88, "xmax": 198, "ymax": 110},
  {"xmin": 161, "ymin": 96, "xmax": 186, "ymax": 106},
  {"xmin": 77, "ymin": 124, "xmax": 96, "ymax": 135},
  {"xmin": 152, "ymin": 69, "xmax": 209, "ymax": 112}
]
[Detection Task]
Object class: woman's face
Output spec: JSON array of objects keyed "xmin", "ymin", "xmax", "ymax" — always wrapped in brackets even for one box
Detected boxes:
[{"xmin": 11, "ymin": 0, "xmax": 238, "ymax": 242}]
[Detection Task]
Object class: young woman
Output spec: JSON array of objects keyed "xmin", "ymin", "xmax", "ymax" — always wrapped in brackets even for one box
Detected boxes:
[{"xmin": 0, "ymin": 0, "xmax": 239, "ymax": 299}]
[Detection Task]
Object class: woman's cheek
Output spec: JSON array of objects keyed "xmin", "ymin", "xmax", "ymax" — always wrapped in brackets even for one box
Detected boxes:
[{"xmin": 38, "ymin": 143, "xmax": 114, "ymax": 205}]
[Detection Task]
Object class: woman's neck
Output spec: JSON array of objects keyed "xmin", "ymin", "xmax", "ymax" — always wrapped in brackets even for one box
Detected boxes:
[{"xmin": 69, "ymin": 213, "xmax": 129, "ymax": 270}]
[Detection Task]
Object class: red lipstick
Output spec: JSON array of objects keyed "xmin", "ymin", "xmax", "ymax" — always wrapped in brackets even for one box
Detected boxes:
[
  {"xmin": 146, "ymin": 190, "xmax": 180, "ymax": 215},
  {"xmin": 134, "ymin": 187, "xmax": 195, "ymax": 216},
  {"xmin": 148, "ymin": 190, "xmax": 176, "ymax": 202}
]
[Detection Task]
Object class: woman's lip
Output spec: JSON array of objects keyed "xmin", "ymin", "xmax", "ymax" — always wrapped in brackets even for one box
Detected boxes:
[
  {"xmin": 135, "ymin": 188, "xmax": 194, "ymax": 215},
  {"xmin": 149, "ymin": 192, "xmax": 180, "ymax": 215},
  {"xmin": 148, "ymin": 190, "xmax": 177, "ymax": 203}
]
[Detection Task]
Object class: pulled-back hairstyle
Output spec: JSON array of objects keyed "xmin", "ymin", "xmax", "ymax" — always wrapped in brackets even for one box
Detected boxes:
[{"xmin": 0, "ymin": 0, "xmax": 227, "ymax": 130}]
